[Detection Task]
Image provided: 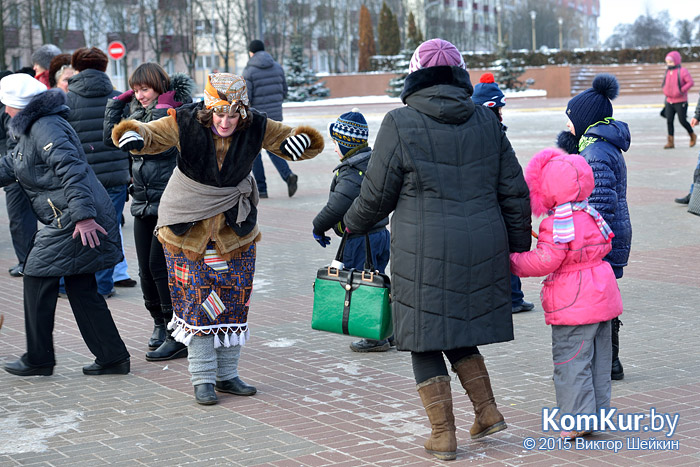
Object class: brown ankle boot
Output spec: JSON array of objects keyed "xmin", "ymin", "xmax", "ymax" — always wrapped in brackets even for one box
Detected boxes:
[
  {"xmin": 452, "ymin": 355, "xmax": 507, "ymax": 439},
  {"xmin": 664, "ymin": 135, "xmax": 675, "ymax": 149},
  {"xmin": 417, "ymin": 376, "xmax": 457, "ymax": 460},
  {"xmin": 690, "ymin": 132, "xmax": 697, "ymax": 147}
]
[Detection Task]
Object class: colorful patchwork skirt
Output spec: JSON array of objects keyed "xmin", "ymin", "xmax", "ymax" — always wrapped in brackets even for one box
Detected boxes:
[{"xmin": 164, "ymin": 241, "xmax": 256, "ymax": 348}]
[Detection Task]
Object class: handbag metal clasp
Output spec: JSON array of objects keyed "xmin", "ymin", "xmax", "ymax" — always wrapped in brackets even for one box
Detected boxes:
[
  {"xmin": 327, "ymin": 266, "xmax": 341, "ymax": 277},
  {"xmin": 361, "ymin": 271, "xmax": 374, "ymax": 282}
]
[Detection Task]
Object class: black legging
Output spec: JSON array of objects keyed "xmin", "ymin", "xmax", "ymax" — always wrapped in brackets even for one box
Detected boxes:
[
  {"xmin": 411, "ymin": 347, "xmax": 480, "ymax": 384},
  {"xmin": 665, "ymin": 101, "xmax": 694, "ymax": 136},
  {"xmin": 133, "ymin": 215, "xmax": 172, "ymax": 320}
]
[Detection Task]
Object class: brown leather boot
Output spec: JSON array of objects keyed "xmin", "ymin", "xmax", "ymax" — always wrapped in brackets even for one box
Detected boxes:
[
  {"xmin": 416, "ymin": 376, "xmax": 457, "ymax": 460},
  {"xmin": 690, "ymin": 132, "xmax": 697, "ymax": 147},
  {"xmin": 452, "ymin": 355, "xmax": 507, "ymax": 439},
  {"xmin": 664, "ymin": 135, "xmax": 674, "ymax": 149}
]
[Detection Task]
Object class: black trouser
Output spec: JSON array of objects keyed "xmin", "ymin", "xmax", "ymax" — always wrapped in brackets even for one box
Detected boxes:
[
  {"xmin": 411, "ymin": 347, "xmax": 481, "ymax": 384},
  {"xmin": 665, "ymin": 101, "xmax": 694, "ymax": 136},
  {"xmin": 4, "ymin": 182, "xmax": 37, "ymax": 265},
  {"xmin": 23, "ymin": 273, "xmax": 129, "ymax": 367},
  {"xmin": 133, "ymin": 215, "xmax": 172, "ymax": 320}
]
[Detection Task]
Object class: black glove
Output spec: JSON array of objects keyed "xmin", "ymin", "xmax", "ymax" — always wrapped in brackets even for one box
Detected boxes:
[
  {"xmin": 280, "ymin": 133, "xmax": 311, "ymax": 161},
  {"xmin": 118, "ymin": 130, "xmax": 145, "ymax": 152}
]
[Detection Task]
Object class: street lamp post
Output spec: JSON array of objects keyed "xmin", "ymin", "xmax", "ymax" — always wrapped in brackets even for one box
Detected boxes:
[
  {"xmin": 558, "ymin": 17, "xmax": 563, "ymax": 50},
  {"xmin": 496, "ymin": 4, "xmax": 502, "ymax": 46},
  {"xmin": 530, "ymin": 10, "xmax": 536, "ymax": 52}
]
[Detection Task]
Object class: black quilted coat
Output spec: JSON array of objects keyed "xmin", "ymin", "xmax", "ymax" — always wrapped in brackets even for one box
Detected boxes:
[
  {"xmin": 344, "ymin": 66, "xmax": 532, "ymax": 352},
  {"xmin": 0, "ymin": 90, "xmax": 122, "ymax": 277}
]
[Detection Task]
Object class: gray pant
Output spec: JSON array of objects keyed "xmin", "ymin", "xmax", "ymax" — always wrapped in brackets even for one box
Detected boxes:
[
  {"xmin": 187, "ymin": 334, "xmax": 241, "ymax": 386},
  {"xmin": 551, "ymin": 321, "xmax": 612, "ymax": 416}
]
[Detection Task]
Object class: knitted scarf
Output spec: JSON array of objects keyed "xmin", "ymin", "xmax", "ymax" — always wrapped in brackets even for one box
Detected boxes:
[{"xmin": 552, "ymin": 200, "xmax": 614, "ymax": 244}]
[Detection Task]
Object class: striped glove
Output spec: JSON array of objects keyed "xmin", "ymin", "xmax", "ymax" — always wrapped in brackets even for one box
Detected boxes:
[
  {"xmin": 280, "ymin": 133, "xmax": 311, "ymax": 161},
  {"xmin": 118, "ymin": 130, "xmax": 144, "ymax": 152}
]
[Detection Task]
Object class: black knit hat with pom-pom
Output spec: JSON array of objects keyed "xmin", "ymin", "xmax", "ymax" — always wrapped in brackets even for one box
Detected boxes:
[{"xmin": 565, "ymin": 73, "xmax": 619, "ymax": 137}]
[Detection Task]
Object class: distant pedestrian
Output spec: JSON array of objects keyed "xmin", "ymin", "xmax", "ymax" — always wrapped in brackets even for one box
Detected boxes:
[
  {"xmin": 675, "ymin": 89, "xmax": 700, "ymax": 205},
  {"xmin": 510, "ymin": 147, "xmax": 622, "ymax": 440},
  {"xmin": 112, "ymin": 73, "xmax": 324, "ymax": 405},
  {"xmin": 557, "ymin": 73, "xmax": 631, "ymax": 382},
  {"xmin": 0, "ymin": 73, "xmax": 129, "ymax": 377},
  {"xmin": 243, "ymin": 40, "xmax": 298, "ymax": 198},
  {"xmin": 31, "ymin": 44, "xmax": 61, "ymax": 88},
  {"xmin": 662, "ymin": 51, "xmax": 695, "ymax": 149},
  {"xmin": 48, "ymin": 53, "xmax": 74, "ymax": 93},
  {"xmin": 344, "ymin": 39, "xmax": 531, "ymax": 461},
  {"xmin": 312, "ymin": 108, "xmax": 392, "ymax": 352},
  {"xmin": 472, "ymin": 72, "xmax": 534, "ymax": 314}
]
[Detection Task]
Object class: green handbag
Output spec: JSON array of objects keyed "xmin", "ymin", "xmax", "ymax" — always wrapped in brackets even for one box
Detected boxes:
[{"xmin": 311, "ymin": 233, "xmax": 392, "ymax": 340}]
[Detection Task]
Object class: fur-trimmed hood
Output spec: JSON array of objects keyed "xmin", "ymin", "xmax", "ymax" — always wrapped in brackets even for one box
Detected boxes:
[
  {"xmin": 9, "ymin": 89, "xmax": 69, "ymax": 137},
  {"xmin": 525, "ymin": 147, "xmax": 594, "ymax": 217}
]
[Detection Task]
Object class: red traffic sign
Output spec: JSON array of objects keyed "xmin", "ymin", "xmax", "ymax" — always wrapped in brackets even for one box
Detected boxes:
[{"xmin": 107, "ymin": 41, "xmax": 126, "ymax": 60}]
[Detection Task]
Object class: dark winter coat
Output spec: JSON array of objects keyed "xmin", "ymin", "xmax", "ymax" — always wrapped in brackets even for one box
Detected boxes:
[
  {"xmin": 343, "ymin": 66, "xmax": 532, "ymax": 352},
  {"xmin": 313, "ymin": 146, "xmax": 389, "ymax": 237},
  {"xmin": 578, "ymin": 120, "xmax": 632, "ymax": 278},
  {"xmin": 0, "ymin": 89, "xmax": 122, "ymax": 277},
  {"xmin": 0, "ymin": 104, "xmax": 10, "ymax": 155},
  {"xmin": 66, "ymin": 68, "xmax": 130, "ymax": 189},
  {"xmin": 103, "ymin": 73, "xmax": 194, "ymax": 218},
  {"xmin": 242, "ymin": 51, "xmax": 287, "ymax": 121}
]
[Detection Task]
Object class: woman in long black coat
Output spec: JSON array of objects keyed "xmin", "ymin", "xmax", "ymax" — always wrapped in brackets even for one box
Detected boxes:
[
  {"xmin": 0, "ymin": 73, "xmax": 129, "ymax": 377},
  {"xmin": 344, "ymin": 39, "xmax": 532, "ymax": 461}
]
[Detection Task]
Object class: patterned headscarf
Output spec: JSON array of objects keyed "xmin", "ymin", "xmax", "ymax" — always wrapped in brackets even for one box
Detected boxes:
[{"xmin": 204, "ymin": 73, "xmax": 249, "ymax": 119}]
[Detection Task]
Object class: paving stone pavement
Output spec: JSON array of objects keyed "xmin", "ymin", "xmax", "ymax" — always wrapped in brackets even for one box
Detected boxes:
[{"xmin": 0, "ymin": 94, "xmax": 699, "ymax": 466}]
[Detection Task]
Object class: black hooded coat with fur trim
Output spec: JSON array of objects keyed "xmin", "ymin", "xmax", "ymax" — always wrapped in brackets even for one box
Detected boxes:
[
  {"xmin": 0, "ymin": 89, "xmax": 122, "ymax": 277},
  {"xmin": 344, "ymin": 66, "xmax": 532, "ymax": 352},
  {"xmin": 103, "ymin": 73, "xmax": 195, "ymax": 218}
]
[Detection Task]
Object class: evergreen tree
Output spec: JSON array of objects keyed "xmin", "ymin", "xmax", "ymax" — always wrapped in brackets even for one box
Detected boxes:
[
  {"xmin": 358, "ymin": 5, "xmax": 376, "ymax": 72},
  {"xmin": 406, "ymin": 11, "xmax": 423, "ymax": 51},
  {"xmin": 285, "ymin": 39, "xmax": 330, "ymax": 102},
  {"xmin": 493, "ymin": 42, "xmax": 527, "ymax": 91},
  {"xmin": 378, "ymin": 2, "xmax": 400, "ymax": 55}
]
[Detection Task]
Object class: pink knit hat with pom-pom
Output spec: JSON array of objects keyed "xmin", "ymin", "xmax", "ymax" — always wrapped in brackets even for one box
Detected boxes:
[{"xmin": 408, "ymin": 38, "xmax": 466, "ymax": 74}]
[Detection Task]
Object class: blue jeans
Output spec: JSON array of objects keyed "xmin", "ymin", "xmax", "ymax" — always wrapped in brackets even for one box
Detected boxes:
[
  {"xmin": 342, "ymin": 230, "xmax": 390, "ymax": 274},
  {"xmin": 252, "ymin": 151, "xmax": 293, "ymax": 194},
  {"xmin": 95, "ymin": 185, "xmax": 128, "ymax": 294},
  {"xmin": 511, "ymin": 273, "xmax": 525, "ymax": 307}
]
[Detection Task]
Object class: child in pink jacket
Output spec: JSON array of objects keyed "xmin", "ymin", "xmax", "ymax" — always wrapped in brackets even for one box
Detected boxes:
[
  {"xmin": 510, "ymin": 148, "xmax": 623, "ymax": 439},
  {"xmin": 663, "ymin": 50, "xmax": 696, "ymax": 149}
]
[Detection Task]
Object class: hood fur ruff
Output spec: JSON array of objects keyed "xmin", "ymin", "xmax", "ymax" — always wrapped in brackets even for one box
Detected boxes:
[
  {"xmin": 9, "ymin": 89, "xmax": 68, "ymax": 137},
  {"xmin": 525, "ymin": 147, "xmax": 595, "ymax": 217}
]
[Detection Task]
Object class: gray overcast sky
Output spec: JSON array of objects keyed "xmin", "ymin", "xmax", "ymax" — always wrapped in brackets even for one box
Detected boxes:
[{"xmin": 598, "ymin": 0, "xmax": 697, "ymax": 42}]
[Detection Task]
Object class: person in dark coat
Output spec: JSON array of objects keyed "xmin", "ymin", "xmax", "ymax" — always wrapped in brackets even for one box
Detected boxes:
[
  {"xmin": 0, "ymin": 73, "xmax": 130, "ymax": 376},
  {"xmin": 104, "ymin": 62, "xmax": 194, "ymax": 361},
  {"xmin": 66, "ymin": 47, "xmax": 132, "ymax": 297},
  {"xmin": 312, "ymin": 108, "xmax": 392, "ymax": 353},
  {"xmin": 675, "ymin": 90, "xmax": 700, "ymax": 204},
  {"xmin": 343, "ymin": 39, "xmax": 532, "ymax": 461},
  {"xmin": 243, "ymin": 40, "xmax": 298, "ymax": 198},
  {"xmin": 0, "ymin": 70, "xmax": 38, "ymax": 278},
  {"xmin": 557, "ymin": 73, "xmax": 631, "ymax": 382}
]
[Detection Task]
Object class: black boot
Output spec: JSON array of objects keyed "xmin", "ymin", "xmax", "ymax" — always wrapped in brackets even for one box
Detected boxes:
[
  {"xmin": 145, "ymin": 329, "xmax": 188, "ymax": 361},
  {"xmin": 611, "ymin": 318, "xmax": 624, "ymax": 380},
  {"xmin": 675, "ymin": 194, "xmax": 691, "ymax": 204},
  {"xmin": 145, "ymin": 302, "xmax": 166, "ymax": 350}
]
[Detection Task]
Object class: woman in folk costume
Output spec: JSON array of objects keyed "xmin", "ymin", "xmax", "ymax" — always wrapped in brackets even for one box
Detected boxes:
[
  {"xmin": 112, "ymin": 73, "xmax": 324, "ymax": 405},
  {"xmin": 510, "ymin": 147, "xmax": 623, "ymax": 439}
]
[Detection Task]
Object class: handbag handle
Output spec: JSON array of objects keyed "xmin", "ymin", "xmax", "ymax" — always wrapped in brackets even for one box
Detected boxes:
[{"xmin": 334, "ymin": 231, "xmax": 376, "ymax": 271}]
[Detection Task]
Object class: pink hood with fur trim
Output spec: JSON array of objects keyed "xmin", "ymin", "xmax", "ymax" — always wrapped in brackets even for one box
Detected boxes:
[{"xmin": 510, "ymin": 148, "xmax": 622, "ymax": 326}]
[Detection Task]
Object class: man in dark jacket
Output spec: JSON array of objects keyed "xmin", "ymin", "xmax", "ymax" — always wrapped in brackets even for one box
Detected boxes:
[
  {"xmin": 0, "ymin": 73, "xmax": 130, "ymax": 376},
  {"xmin": 66, "ymin": 47, "xmax": 131, "ymax": 297},
  {"xmin": 243, "ymin": 40, "xmax": 298, "ymax": 198},
  {"xmin": 0, "ymin": 70, "xmax": 38, "ymax": 277}
]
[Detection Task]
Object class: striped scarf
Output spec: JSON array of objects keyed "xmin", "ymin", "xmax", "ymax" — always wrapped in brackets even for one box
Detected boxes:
[{"xmin": 552, "ymin": 200, "xmax": 614, "ymax": 244}]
